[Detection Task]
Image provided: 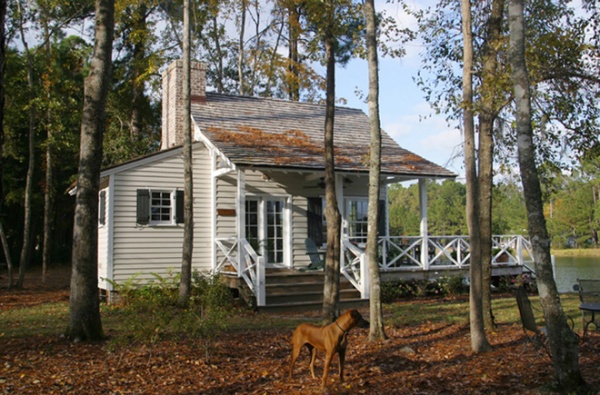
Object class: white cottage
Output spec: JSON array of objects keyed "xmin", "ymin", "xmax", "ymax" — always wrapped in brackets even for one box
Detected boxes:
[{"xmin": 97, "ymin": 60, "xmax": 456, "ymax": 306}]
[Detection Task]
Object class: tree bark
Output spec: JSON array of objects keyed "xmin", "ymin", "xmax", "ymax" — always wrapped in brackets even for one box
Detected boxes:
[
  {"xmin": 16, "ymin": 0, "xmax": 35, "ymax": 289},
  {"xmin": 509, "ymin": 0, "xmax": 586, "ymax": 391},
  {"xmin": 238, "ymin": 0, "xmax": 246, "ymax": 96},
  {"xmin": 461, "ymin": 0, "xmax": 491, "ymax": 353},
  {"xmin": 478, "ymin": 0, "xmax": 505, "ymax": 330},
  {"xmin": 42, "ymin": 18, "xmax": 55, "ymax": 284},
  {"xmin": 364, "ymin": 0, "xmax": 386, "ymax": 341},
  {"xmin": 66, "ymin": 0, "xmax": 114, "ymax": 342},
  {"xmin": 287, "ymin": 2, "xmax": 301, "ymax": 101},
  {"xmin": 322, "ymin": 2, "xmax": 341, "ymax": 323},
  {"xmin": 0, "ymin": 0, "xmax": 13, "ymax": 289},
  {"xmin": 178, "ymin": 0, "xmax": 193, "ymax": 306}
]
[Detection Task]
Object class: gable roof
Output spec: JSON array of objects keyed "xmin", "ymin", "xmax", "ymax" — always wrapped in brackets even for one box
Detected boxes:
[{"xmin": 193, "ymin": 92, "xmax": 455, "ymax": 179}]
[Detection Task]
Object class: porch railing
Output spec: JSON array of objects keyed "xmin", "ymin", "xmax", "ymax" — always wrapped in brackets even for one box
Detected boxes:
[
  {"xmin": 216, "ymin": 234, "xmax": 532, "ymax": 306},
  {"xmin": 215, "ymin": 237, "xmax": 265, "ymax": 306},
  {"xmin": 345, "ymin": 234, "xmax": 534, "ymax": 299}
]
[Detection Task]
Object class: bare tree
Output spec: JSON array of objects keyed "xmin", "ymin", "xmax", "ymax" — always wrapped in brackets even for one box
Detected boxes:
[
  {"xmin": 461, "ymin": 0, "xmax": 491, "ymax": 352},
  {"xmin": 321, "ymin": 0, "xmax": 342, "ymax": 322},
  {"xmin": 178, "ymin": 0, "xmax": 193, "ymax": 306},
  {"xmin": 66, "ymin": 0, "xmax": 114, "ymax": 342},
  {"xmin": 508, "ymin": 0, "xmax": 586, "ymax": 391},
  {"xmin": 15, "ymin": 0, "xmax": 36, "ymax": 289},
  {"xmin": 0, "ymin": 0, "xmax": 13, "ymax": 289},
  {"xmin": 364, "ymin": 0, "xmax": 386, "ymax": 341}
]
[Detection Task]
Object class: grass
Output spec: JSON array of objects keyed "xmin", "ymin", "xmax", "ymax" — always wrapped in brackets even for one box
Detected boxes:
[
  {"xmin": 1, "ymin": 292, "xmax": 586, "ymax": 340},
  {"xmin": 552, "ymin": 248, "xmax": 600, "ymax": 257}
]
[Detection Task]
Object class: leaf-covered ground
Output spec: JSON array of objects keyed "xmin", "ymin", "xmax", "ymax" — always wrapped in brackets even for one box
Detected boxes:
[{"xmin": 1, "ymin": 270, "xmax": 599, "ymax": 394}]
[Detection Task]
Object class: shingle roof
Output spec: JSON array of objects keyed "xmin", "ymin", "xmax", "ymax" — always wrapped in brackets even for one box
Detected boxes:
[{"xmin": 192, "ymin": 92, "xmax": 455, "ymax": 179}]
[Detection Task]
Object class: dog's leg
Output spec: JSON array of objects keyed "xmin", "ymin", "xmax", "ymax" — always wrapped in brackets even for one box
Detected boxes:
[
  {"xmin": 308, "ymin": 345, "xmax": 317, "ymax": 379},
  {"xmin": 321, "ymin": 351, "xmax": 334, "ymax": 388},
  {"xmin": 338, "ymin": 346, "xmax": 346, "ymax": 383},
  {"xmin": 289, "ymin": 342, "xmax": 301, "ymax": 380}
]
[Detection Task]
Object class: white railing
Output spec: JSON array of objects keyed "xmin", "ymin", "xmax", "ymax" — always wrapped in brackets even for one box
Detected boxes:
[
  {"xmin": 215, "ymin": 237, "xmax": 265, "ymax": 306},
  {"xmin": 216, "ymin": 234, "xmax": 532, "ymax": 306},
  {"xmin": 364, "ymin": 234, "xmax": 533, "ymax": 271}
]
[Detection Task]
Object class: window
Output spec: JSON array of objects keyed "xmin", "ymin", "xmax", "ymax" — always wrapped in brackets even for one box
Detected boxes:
[
  {"xmin": 99, "ymin": 190, "xmax": 106, "ymax": 225},
  {"xmin": 151, "ymin": 191, "xmax": 172, "ymax": 222},
  {"xmin": 347, "ymin": 199, "xmax": 369, "ymax": 242},
  {"xmin": 137, "ymin": 189, "xmax": 183, "ymax": 225}
]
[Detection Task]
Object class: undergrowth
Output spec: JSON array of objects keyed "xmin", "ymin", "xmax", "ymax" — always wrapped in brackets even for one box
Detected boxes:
[{"xmin": 106, "ymin": 270, "xmax": 235, "ymax": 360}]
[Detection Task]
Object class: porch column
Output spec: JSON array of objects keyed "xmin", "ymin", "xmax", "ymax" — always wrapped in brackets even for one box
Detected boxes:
[
  {"xmin": 236, "ymin": 169, "xmax": 246, "ymax": 275},
  {"xmin": 419, "ymin": 178, "xmax": 429, "ymax": 270}
]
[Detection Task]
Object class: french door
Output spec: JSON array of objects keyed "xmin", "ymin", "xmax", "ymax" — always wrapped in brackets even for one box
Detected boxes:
[{"xmin": 246, "ymin": 197, "xmax": 286, "ymax": 266}]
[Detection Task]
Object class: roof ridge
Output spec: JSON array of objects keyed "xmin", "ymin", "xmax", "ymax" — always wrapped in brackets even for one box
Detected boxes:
[{"xmin": 204, "ymin": 91, "xmax": 365, "ymax": 114}]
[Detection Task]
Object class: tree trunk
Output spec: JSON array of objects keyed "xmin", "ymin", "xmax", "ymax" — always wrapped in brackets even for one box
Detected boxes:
[
  {"xmin": 0, "ymin": 0, "xmax": 13, "ymax": 289},
  {"xmin": 364, "ymin": 0, "xmax": 386, "ymax": 341},
  {"xmin": 461, "ymin": 0, "xmax": 491, "ymax": 353},
  {"xmin": 478, "ymin": 0, "xmax": 505, "ymax": 330},
  {"xmin": 322, "ymin": 6, "xmax": 341, "ymax": 323},
  {"xmin": 42, "ymin": 19, "xmax": 55, "ymax": 284},
  {"xmin": 287, "ymin": 3, "xmax": 300, "ymax": 101},
  {"xmin": 16, "ymin": 2, "xmax": 35, "ymax": 288},
  {"xmin": 178, "ymin": 0, "xmax": 193, "ymax": 306},
  {"xmin": 508, "ymin": 0, "xmax": 586, "ymax": 391},
  {"xmin": 66, "ymin": 0, "xmax": 114, "ymax": 342},
  {"xmin": 238, "ymin": 0, "xmax": 246, "ymax": 96}
]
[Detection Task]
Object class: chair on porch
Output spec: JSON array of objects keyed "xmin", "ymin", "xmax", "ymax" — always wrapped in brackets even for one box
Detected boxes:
[
  {"xmin": 301, "ymin": 238, "xmax": 325, "ymax": 271},
  {"xmin": 515, "ymin": 285, "xmax": 551, "ymax": 359}
]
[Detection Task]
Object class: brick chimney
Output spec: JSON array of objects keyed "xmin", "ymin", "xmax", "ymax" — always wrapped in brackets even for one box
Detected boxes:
[{"xmin": 161, "ymin": 60, "xmax": 207, "ymax": 150}]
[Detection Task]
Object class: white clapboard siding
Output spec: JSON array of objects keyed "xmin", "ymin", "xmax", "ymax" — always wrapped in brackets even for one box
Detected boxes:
[{"xmin": 108, "ymin": 145, "xmax": 212, "ymax": 286}]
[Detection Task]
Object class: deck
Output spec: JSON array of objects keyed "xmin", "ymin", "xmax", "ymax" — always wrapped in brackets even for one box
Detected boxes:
[{"xmin": 216, "ymin": 234, "xmax": 534, "ymax": 307}]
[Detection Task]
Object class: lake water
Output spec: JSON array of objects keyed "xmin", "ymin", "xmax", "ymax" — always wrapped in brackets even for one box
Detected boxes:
[{"xmin": 553, "ymin": 256, "xmax": 599, "ymax": 293}]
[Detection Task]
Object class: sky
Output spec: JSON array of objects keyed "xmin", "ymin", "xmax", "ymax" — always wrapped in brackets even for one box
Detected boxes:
[{"xmin": 332, "ymin": 0, "xmax": 465, "ymax": 179}]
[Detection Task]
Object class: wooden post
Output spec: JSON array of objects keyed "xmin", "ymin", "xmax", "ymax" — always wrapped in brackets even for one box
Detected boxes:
[
  {"xmin": 419, "ymin": 179, "xmax": 429, "ymax": 270},
  {"xmin": 236, "ymin": 169, "xmax": 246, "ymax": 275}
]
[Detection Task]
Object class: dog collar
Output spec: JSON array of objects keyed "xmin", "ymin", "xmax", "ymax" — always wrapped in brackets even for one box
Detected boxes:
[{"xmin": 335, "ymin": 321, "xmax": 347, "ymax": 334}]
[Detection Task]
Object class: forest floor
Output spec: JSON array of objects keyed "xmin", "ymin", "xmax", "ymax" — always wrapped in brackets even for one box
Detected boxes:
[{"xmin": 1, "ymin": 266, "xmax": 599, "ymax": 395}]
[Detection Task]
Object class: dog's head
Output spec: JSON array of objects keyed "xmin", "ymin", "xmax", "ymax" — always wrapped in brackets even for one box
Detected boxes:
[{"xmin": 346, "ymin": 309, "xmax": 370, "ymax": 329}]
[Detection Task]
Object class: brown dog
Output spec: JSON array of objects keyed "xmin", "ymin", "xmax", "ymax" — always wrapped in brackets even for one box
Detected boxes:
[{"xmin": 289, "ymin": 309, "xmax": 369, "ymax": 387}]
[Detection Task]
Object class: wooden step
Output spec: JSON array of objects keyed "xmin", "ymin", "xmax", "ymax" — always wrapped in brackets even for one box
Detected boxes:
[{"xmin": 226, "ymin": 268, "xmax": 367, "ymax": 310}]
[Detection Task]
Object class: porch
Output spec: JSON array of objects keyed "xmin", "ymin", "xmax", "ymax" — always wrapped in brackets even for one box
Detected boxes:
[{"xmin": 215, "ymin": 234, "xmax": 534, "ymax": 308}]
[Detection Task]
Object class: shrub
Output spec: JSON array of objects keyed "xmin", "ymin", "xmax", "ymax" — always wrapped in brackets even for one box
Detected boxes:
[{"xmin": 108, "ymin": 270, "xmax": 235, "ymax": 360}]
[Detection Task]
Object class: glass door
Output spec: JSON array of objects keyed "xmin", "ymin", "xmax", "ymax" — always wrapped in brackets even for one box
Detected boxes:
[{"xmin": 245, "ymin": 197, "xmax": 286, "ymax": 266}]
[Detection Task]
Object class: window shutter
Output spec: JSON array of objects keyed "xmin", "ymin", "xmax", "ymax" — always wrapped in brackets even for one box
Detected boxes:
[
  {"xmin": 136, "ymin": 189, "xmax": 150, "ymax": 225},
  {"xmin": 307, "ymin": 197, "xmax": 324, "ymax": 246},
  {"xmin": 99, "ymin": 190, "xmax": 106, "ymax": 225},
  {"xmin": 175, "ymin": 190, "xmax": 184, "ymax": 224}
]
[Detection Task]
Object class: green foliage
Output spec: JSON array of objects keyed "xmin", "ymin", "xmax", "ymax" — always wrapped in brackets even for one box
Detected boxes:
[
  {"xmin": 381, "ymin": 275, "xmax": 468, "ymax": 303},
  {"xmin": 108, "ymin": 271, "xmax": 235, "ymax": 359}
]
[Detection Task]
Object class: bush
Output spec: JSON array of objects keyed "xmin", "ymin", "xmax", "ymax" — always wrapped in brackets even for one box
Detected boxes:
[
  {"xmin": 108, "ymin": 270, "xmax": 235, "ymax": 359},
  {"xmin": 381, "ymin": 275, "xmax": 468, "ymax": 303}
]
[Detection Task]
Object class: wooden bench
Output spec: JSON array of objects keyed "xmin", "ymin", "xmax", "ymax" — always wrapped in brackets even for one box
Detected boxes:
[{"xmin": 574, "ymin": 279, "xmax": 600, "ymax": 338}]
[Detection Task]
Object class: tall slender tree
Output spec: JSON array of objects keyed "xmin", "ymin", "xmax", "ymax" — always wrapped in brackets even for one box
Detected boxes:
[
  {"xmin": 364, "ymin": 0, "xmax": 386, "ymax": 341},
  {"xmin": 15, "ymin": 0, "xmax": 36, "ymax": 289},
  {"xmin": 461, "ymin": 0, "xmax": 491, "ymax": 352},
  {"xmin": 178, "ymin": 0, "xmax": 193, "ymax": 306},
  {"xmin": 0, "ymin": 0, "xmax": 12, "ymax": 289},
  {"xmin": 66, "ymin": 0, "xmax": 115, "ymax": 342},
  {"xmin": 321, "ymin": 0, "xmax": 342, "ymax": 322},
  {"xmin": 509, "ymin": 0, "xmax": 585, "ymax": 390}
]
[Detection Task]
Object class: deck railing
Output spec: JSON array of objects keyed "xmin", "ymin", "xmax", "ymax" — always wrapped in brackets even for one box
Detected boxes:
[
  {"xmin": 216, "ymin": 234, "xmax": 532, "ymax": 306},
  {"xmin": 215, "ymin": 237, "xmax": 265, "ymax": 306},
  {"xmin": 343, "ymin": 234, "xmax": 534, "ymax": 299}
]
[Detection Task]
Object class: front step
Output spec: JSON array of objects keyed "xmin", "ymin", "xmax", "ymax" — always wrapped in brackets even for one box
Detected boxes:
[
  {"xmin": 263, "ymin": 269, "xmax": 367, "ymax": 311},
  {"xmin": 224, "ymin": 269, "xmax": 368, "ymax": 311}
]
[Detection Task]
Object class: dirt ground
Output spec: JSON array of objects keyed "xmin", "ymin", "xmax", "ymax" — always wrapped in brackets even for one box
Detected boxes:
[{"xmin": 1, "ymin": 267, "xmax": 599, "ymax": 394}]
